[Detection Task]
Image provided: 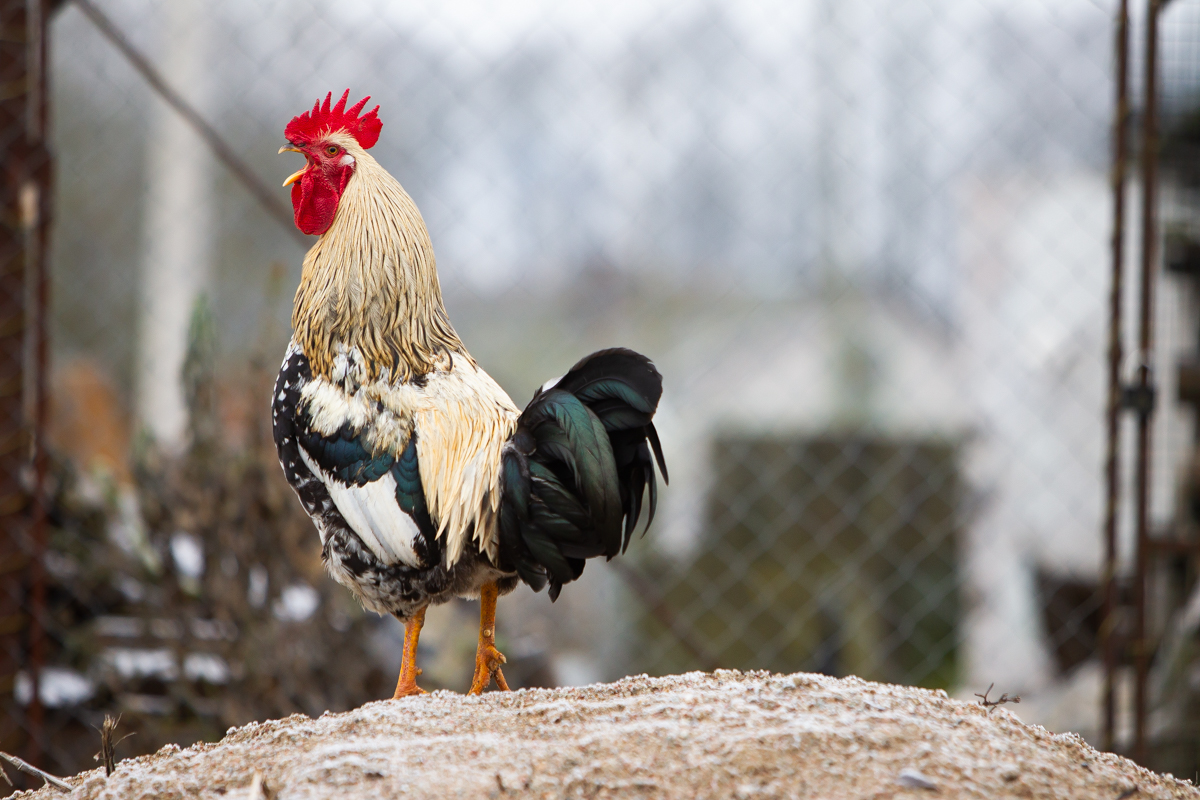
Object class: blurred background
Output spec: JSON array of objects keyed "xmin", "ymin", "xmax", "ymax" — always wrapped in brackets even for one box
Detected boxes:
[{"xmin": 2, "ymin": 0, "xmax": 1200, "ymax": 790}]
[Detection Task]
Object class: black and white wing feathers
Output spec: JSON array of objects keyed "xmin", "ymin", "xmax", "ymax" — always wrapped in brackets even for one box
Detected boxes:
[{"xmin": 273, "ymin": 345, "xmax": 437, "ymax": 572}]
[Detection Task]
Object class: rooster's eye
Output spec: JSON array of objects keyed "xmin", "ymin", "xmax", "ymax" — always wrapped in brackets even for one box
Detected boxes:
[{"xmin": 326, "ymin": 146, "xmax": 338, "ymax": 156}]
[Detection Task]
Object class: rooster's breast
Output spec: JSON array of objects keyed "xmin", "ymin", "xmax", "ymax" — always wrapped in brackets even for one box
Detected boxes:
[
  {"xmin": 272, "ymin": 341, "xmax": 449, "ymax": 616},
  {"xmin": 272, "ymin": 340, "xmax": 518, "ymax": 618}
]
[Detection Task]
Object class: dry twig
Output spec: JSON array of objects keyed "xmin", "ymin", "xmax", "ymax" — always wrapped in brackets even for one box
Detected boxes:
[
  {"xmin": 0, "ymin": 750, "xmax": 71, "ymax": 791},
  {"xmin": 975, "ymin": 683, "xmax": 1021, "ymax": 712},
  {"xmin": 94, "ymin": 713, "xmax": 132, "ymax": 776}
]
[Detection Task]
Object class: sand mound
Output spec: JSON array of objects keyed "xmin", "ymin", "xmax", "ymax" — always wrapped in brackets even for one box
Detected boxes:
[{"xmin": 11, "ymin": 670, "xmax": 1198, "ymax": 799}]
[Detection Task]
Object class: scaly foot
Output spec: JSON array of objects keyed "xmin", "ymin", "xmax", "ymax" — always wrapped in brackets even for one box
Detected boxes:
[
  {"xmin": 468, "ymin": 641, "xmax": 508, "ymax": 695},
  {"xmin": 391, "ymin": 607, "xmax": 428, "ymax": 699},
  {"xmin": 467, "ymin": 582, "xmax": 511, "ymax": 694},
  {"xmin": 393, "ymin": 667, "xmax": 428, "ymax": 699}
]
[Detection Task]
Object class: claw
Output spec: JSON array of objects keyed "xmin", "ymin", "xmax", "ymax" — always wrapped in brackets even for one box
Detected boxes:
[
  {"xmin": 393, "ymin": 681, "xmax": 427, "ymax": 699},
  {"xmin": 468, "ymin": 643, "xmax": 507, "ymax": 695}
]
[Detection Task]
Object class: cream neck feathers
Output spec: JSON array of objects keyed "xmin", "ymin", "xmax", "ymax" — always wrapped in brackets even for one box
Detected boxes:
[{"xmin": 292, "ymin": 135, "xmax": 469, "ymax": 383}]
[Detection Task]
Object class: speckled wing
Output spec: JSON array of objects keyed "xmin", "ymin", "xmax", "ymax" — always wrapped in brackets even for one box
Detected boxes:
[{"xmin": 272, "ymin": 342, "xmax": 437, "ymax": 571}]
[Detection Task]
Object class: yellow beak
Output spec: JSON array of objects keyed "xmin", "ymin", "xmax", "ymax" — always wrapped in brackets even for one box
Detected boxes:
[{"xmin": 279, "ymin": 145, "xmax": 306, "ymax": 187}]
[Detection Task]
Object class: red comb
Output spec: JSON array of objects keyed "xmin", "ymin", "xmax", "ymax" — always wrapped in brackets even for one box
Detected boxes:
[{"xmin": 285, "ymin": 90, "xmax": 382, "ymax": 150}]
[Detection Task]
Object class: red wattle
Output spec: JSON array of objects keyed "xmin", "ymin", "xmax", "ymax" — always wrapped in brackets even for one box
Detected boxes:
[
  {"xmin": 291, "ymin": 170, "xmax": 340, "ymax": 236},
  {"xmin": 291, "ymin": 162, "xmax": 354, "ymax": 236}
]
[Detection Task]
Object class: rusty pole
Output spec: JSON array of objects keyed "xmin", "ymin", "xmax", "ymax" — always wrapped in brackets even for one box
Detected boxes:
[
  {"xmin": 1101, "ymin": 0, "xmax": 1130, "ymax": 756},
  {"xmin": 0, "ymin": 0, "xmax": 50, "ymax": 770},
  {"xmin": 1132, "ymin": 0, "xmax": 1164, "ymax": 767},
  {"xmin": 26, "ymin": 0, "xmax": 51, "ymax": 770},
  {"xmin": 0, "ymin": 0, "xmax": 34, "ymax": 761}
]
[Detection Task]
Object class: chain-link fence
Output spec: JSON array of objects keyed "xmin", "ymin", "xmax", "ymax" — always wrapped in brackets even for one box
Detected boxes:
[{"xmin": 4, "ymin": 0, "xmax": 1200, "ymax": 791}]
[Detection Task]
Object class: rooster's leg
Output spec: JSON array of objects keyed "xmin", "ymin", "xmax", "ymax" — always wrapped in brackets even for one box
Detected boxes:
[
  {"xmin": 392, "ymin": 606, "xmax": 428, "ymax": 699},
  {"xmin": 467, "ymin": 582, "xmax": 509, "ymax": 694}
]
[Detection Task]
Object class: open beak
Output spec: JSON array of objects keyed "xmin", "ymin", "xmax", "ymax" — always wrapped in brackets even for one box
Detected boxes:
[{"xmin": 279, "ymin": 145, "xmax": 306, "ymax": 187}]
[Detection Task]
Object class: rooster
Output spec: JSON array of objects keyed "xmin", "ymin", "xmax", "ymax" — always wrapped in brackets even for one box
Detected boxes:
[{"xmin": 272, "ymin": 91, "xmax": 667, "ymax": 697}]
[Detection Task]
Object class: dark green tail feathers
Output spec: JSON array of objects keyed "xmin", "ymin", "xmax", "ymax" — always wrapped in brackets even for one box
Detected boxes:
[{"xmin": 498, "ymin": 348, "xmax": 668, "ymax": 600}]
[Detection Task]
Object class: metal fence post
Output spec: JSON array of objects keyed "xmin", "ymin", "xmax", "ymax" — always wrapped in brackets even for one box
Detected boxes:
[
  {"xmin": 1132, "ymin": 0, "xmax": 1166, "ymax": 768},
  {"xmin": 1101, "ymin": 0, "xmax": 1130, "ymax": 757},
  {"xmin": 0, "ymin": 0, "xmax": 50, "ymax": 769}
]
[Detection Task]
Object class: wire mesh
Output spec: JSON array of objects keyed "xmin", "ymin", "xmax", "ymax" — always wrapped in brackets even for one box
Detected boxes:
[{"xmin": 5, "ymin": 0, "xmax": 1198, "ymax": 789}]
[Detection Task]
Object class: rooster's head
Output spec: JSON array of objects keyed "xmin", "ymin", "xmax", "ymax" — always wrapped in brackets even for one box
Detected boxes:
[{"xmin": 280, "ymin": 90, "xmax": 382, "ymax": 236}]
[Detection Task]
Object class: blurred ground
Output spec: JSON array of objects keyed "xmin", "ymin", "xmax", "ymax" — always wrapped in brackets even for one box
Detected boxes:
[{"xmin": 12, "ymin": 670, "xmax": 1198, "ymax": 800}]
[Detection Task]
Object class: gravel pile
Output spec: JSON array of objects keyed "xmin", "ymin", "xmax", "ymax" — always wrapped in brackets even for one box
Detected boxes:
[{"xmin": 10, "ymin": 670, "xmax": 1198, "ymax": 799}]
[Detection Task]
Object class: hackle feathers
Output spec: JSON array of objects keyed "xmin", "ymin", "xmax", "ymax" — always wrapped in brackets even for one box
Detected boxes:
[{"xmin": 292, "ymin": 132, "xmax": 467, "ymax": 384}]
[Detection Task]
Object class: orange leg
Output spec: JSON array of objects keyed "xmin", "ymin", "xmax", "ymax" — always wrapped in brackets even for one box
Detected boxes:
[
  {"xmin": 467, "ymin": 582, "xmax": 510, "ymax": 694},
  {"xmin": 392, "ymin": 606, "xmax": 428, "ymax": 699}
]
